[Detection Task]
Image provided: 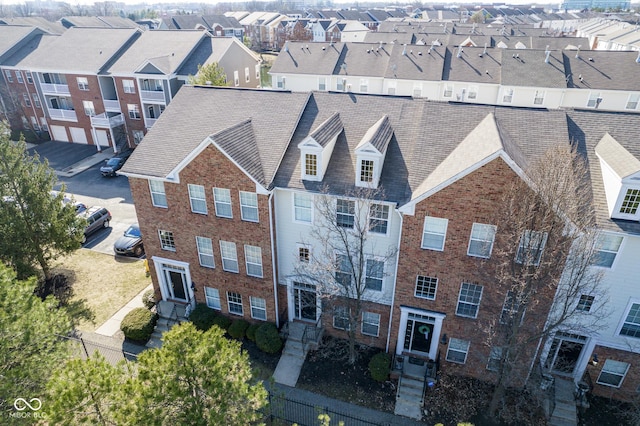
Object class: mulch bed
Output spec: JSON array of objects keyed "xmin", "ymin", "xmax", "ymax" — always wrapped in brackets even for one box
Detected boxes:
[{"xmin": 242, "ymin": 339, "xmax": 280, "ymax": 381}]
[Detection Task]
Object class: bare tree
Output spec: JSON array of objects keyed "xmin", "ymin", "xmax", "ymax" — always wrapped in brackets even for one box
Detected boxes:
[
  {"xmin": 485, "ymin": 145, "xmax": 609, "ymax": 419},
  {"xmin": 93, "ymin": 1, "xmax": 115, "ymax": 17},
  {"xmin": 14, "ymin": 2, "xmax": 33, "ymax": 17},
  {"xmin": 293, "ymin": 187, "xmax": 397, "ymax": 364}
]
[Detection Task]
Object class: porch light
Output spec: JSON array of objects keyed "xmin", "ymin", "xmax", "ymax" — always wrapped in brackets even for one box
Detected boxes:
[
  {"xmin": 590, "ymin": 354, "xmax": 598, "ymax": 366},
  {"xmin": 440, "ymin": 334, "xmax": 448, "ymax": 345},
  {"xmin": 191, "ymin": 282, "xmax": 197, "ymax": 292}
]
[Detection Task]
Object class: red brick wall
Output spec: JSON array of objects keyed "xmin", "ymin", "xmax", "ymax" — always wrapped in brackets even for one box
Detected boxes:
[
  {"xmin": 321, "ymin": 297, "xmax": 391, "ymax": 350},
  {"xmin": 113, "ymin": 76, "xmax": 145, "ymax": 144},
  {"xmin": 391, "ymin": 158, "xmax": 555, "ymax": 382},
  {"xmin": 130, "ymin": 144, "xmax": 277, "ymax": 324},
  {"xmin": 587, "ymin": 345, "xmax": 640, "ymax": 401},
  {"xmin": 0, "ymin": 68, "xmax": 46, "ymax": 132}
]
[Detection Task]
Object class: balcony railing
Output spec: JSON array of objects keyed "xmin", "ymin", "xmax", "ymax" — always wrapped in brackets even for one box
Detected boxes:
[
  {"xmin": 145, "ymin": 117, "xmax": 157, "ymax": 128},
  {"xmin": 91, "ymin": 113, "xmax": 124, "ymax": 128},
  {"xmin": 103, "ymin": 99, "xmax": 121, "ymax": 112},
  {"xmin": 140, "ymin": 90, "xmax": 165, "ymax": 103},
  {"xmin": 40, "ymin": 83, "xmax": 70, "ymax": 95},
  {"xmin": 48, "ymin": 108, "xmax": 77, "ymax": 122}
]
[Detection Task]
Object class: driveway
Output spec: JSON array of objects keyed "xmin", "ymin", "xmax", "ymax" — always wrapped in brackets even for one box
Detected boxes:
[{"xmin": 28, "ymin": 141, "xmax": 98, "ymax": 172}]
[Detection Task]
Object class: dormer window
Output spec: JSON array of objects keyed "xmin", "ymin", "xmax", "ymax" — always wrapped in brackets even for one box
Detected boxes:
[
  {"xmin": 354, "ymin": 116, "xmax": 392, "ymax": 188},
  {"xmin": 305, "ymin": 154, "xmax": 318, "ymax": 177},
  {"xmin": 360, "ymin": 160, "xmax": 374, "ymax": 183},
  {"xmin": 298, "ymin": 112, "xmax": 343, "ymax": 182},
  {"xmin": 620, "ymin": 189, "xmax": 640, "ymax": 215}
]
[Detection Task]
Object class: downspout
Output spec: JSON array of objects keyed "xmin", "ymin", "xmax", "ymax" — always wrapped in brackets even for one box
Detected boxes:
[
  {"xmin": 385, "ymin": 208, "xmax": 404, "ymax": 353},
  {"xmin": 268, "ymin": 190, "xmax": 280, "ymax": 328}
]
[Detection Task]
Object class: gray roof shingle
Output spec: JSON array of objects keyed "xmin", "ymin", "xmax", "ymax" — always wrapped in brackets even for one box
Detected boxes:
[
  {"xmin": 309, "ymin": 112, "xmax": 343, "ymax": 147},
  {"xmin": 501, "ymin": 48, "xmax": 567, "ymax": 88},
  {"xmin": 564, "ymin": 51, "xmax": 640, "ymax": 91}
]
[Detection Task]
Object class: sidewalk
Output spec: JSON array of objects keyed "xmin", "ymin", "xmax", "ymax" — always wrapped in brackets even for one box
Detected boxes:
[
  {"xmin": 94, "ymin": 284, "xmax": 152, "ymax": 337},
  {"xmin": 56, "ymin": 148, "xmax": 113, "ymax": 178}
]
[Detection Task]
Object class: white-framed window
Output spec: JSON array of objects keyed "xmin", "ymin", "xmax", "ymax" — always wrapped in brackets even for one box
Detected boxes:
[
  {"xmin": 293, "ymin": 193, "xmax": 313, "ymax": 223},
  {"xmin": 239, "ymin": 191, "xmax": 259, "ymax": 222},
  {"xmin": 412, "ymin": 83, "xmax": 421, "ymax": 97},
  {"xmin": 77, "ymin": 77, "xmax": 89, "ymax": 91},
  {"xmin": 369, "ymin": 204, "xmax": 389, "ymax": 234},
  {"xmin": 415, "ymin": 275, "xmax": 438, "ymax": 300},
  {"xmin": 23, "ymin": 93, "xmax": 31, "ymax": 107},
  {"xmin": 213, "ymin": 188, "xmax": 232, "ymax": 218},
  {"xmin": 619, "ymin": 188, "xmax": 640, "ymax": 215},
  {"xmin": 467, "ymin": 85, "xmax": 478, "ymax": 100},
  {"xmin": 149, "ymin": 180, "xmax": 167, "ymax": 207},
  {"xmin": 467, "ymin": 223, "xmax": 497, "ymax": 258},
  {"xmin": 362, "ymin": 311, "xmax": 380, "ymax": 336},
  {"xmin": 597, "ymin": 360, "xmax": 630, "ymax": 388},
  {"xmin": 305, "ymin": 153, "xmax": 317, "ymax": 177},
  {"xmin": 516, "ymin": 230, "xmax": 548, "ymax": 266},
  {"xmin": 500, "ymin": 291, "xmax": 519, "ymax": 324},
  {"xmin": 487, "ymin": 347, "xmax": 502, "ymax": 371},
  {"xmin": 123, "ymin": 79, "xmax": 135, "ymax": 94},
  {"xmin": 244, "ymin": 245, "xmax": 263, "ymax": 278},
  {"xmin": 204, "ymin": 287, "xmax": 221, "ymax": 310},
  {"xmin": 158, "ymin": 230, "xmax": 175, "ymax": 251},
  {"xmin": 446, "ymin": 338, "xmax": 470, "ymax": 364},
  {"xmin": 421, "ymin": 216, "xmax": 448, "ymax": 251},
  {"xmin": 127, "ymin": 104, "xmax": 140, "ymax": 119},
  {"xmin": 443, "ymin": 84, "xmax": 453, "ymax": 98},
  {"xmin": 4, "ymin": 70, "xmax": 13, "ymax": 83},
  {"xmin": 626, "ymin": 93, "xmax": 640, "ymax": 110},
  {"xmin": 255, "ymin": 64, "xmax": 260, "ymax": 80},
  {"xmin": 594, "ymin": 233, "xmax": 623, "ymax": 268},
  {"xmin": 533, "ymin": 90, "xmax": 545, "ymax": 105},
  {"xmin": 336, "ymin": 199, "xmax": 355, "ymax": 228},
  {"xmin": 133, "ymin": 130, "xmax": 144, "ymax": 145},
  {"xmin": 16, "ymin": 71, "xmax": 23, "ymax": 84},
  {"xmin": 250, "ymin": 296, "xmax": 267, "ymax": 320},
  {"xmin": 298, "ymin": 244, "xmax": 310, "ymax": 262},
  {"xmin": 32, "ymin": 93, "xmax": 40, "ymax": 108},
  {"xmin": 82, "ymin": 100, "xmax": 95, "ymax": 116},
  {"xmin": 318, "ymin": 77, "xmax": 326, "ymax": 91},
  {"xmin": 360, "ymin": 159, "xmax": 374, "ymax": 183},
  {"xmin": 620, "ymin": 303, "xmax": 640, "ymax": 338},
  {"xmin": 456, "ymin": 283, "xmax": 483, "ymax": 318},
  {"xmin": 245, "ymin": 67, "xmax": 250, "ymax": 83},
  {"xmin": 233, "ymin": 70, "xmax": 239, "ymax": 86},
  {"xmin": 587, "ymin": 92, "xmax": 602, "ymax": 108},
  {"xmin": 220, "ymin": 241, "xmax": 239, "ymax": 273},
  {"xmin": 333, "ymin": 306, "xmax": 350, "ymax": 330},
  {"xmin": 25, "ymin": 71, "xmax": 33, "ymax": 84},
  {"xmin": 188, "ymin": 184, "xmax": 207, "ymax": 214},
  {"xmin": 227, "ymin": 291, "xmax": 243, "ymax": 315},
  {"xmin": 196, "ymin": 236, "xmax": 215, "ymax": 268},
  {"xmin": 276, "ymin": 75, "xmax": 286, "ymax": 89},
  {"xmin": 576, "ymin": 294, "xmax": 594, "ymax": 312},
  {"xmin": 365, "ymin": 258, "xmax": 384, "ymax": 291},
  {"xmin": 337, "ymin": 78, "xmax": 344, "ymax": 91},
  {"xmin": 359, "ymin": 79, "xmax": 368, "ymax": 92},
  {"xmin": 335, "ymin": 253, "xmax": 352, "ymax": 286},
  {"xmin": 503, "ymin": 88, "xmax": 514, "ymax": 103}
]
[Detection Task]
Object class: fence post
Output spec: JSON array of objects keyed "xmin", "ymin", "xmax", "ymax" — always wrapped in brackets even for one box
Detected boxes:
[{"xmin": 80, "ymin": 337, "xmax": 89, "ymax": 358}]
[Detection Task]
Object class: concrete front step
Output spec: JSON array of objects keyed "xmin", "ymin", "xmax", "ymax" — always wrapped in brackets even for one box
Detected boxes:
[
  {"xmin": 551, "ymin": 405, "xmax": 577, "ymax": 422},
  {"xmin": 549, "ymin": 417, "xmax": 578, "ymax": 426},
  {"xmin": 394, "ymin": 398, "xmax": 422, "ymax": 420},
  {"xmin": 398, "ymin": 386, "xmax": 423, "ymax": 399},
  {"xmin": 272, "ymin": 352, "xmax": 305, "ymax": 387},
  {"xmin": 401, "ymin": 377, "xmax": 424, "ymax": 390},
  {"xmin": 283, "ymin": 340, "xmax": 305, "ymax": 355}
]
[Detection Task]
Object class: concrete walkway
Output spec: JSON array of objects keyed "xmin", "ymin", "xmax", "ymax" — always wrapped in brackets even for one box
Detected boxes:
[{"xmin": 94, "ymin": 284, "xmax": 152, "ymax": 336}]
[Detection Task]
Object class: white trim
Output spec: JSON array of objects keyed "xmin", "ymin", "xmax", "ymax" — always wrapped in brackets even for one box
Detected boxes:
[
  {"xmin": 396, "ymin": 306, "xmax": 446, "ymax": 359},
  {"xmin": 151, "ymin": 256, "xmax": 194, "ymax": 306},
  {"xmin": 239, "ymin": 191, "xmax": 259, "ymax": 222},
  {"xmin": 244, "ymin": 244, "xmax": 263, "ymax": 278},
  {"xmin": 219, "ymin": 240, "xmax": 239, "ymax": 273},
  {"xmin": 421, "ymin": 216, "xmax": 448, "ymax": 251},
  {"xmin": 467, "ymin": 222, "xmax": 497, "ymax": 259},
  {"xmin": 195, "ymin": 236, "xmax": 215, "ymax": 268}
]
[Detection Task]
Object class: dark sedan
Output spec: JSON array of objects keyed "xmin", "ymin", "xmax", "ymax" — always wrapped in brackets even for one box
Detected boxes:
[
  {"xmin": 100, "ymin": 156, "xmax": 127, "ymax": 177},
  {"xmin": 114, "ymin": 224, "xmax": 144, "ymax": 257}
]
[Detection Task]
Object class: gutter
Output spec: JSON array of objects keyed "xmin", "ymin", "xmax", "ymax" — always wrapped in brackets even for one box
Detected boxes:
[{"xmin": 268, "ymin": 190, "xmax": 280, "ymax": 328}]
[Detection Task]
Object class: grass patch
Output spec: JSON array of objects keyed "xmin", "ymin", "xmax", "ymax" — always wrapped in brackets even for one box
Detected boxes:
[{"xmin": 52, "ymin": 250, "xmax": 150, "ymax": 331}]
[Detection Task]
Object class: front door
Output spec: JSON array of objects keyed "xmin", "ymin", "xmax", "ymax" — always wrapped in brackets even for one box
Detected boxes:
[
  {"xmin": 545, "ymin": 332, "xmax": 587, "ymax": 375},
  {"xmin": 293, "ymin": 282, "xmax": 317, "ymax": 322},
  {"xmin": 163, "ymin": 265, "xmax": 188, "ymax": 302},
  {"xmin": 403, "ymin": 313, "xmax": 436, "ymax": 356}
]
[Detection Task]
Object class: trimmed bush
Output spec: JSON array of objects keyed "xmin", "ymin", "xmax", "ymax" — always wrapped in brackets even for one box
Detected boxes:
[
  {"xmin": 120, "ymin": 307, "xmax": 157, "ymax": 342},
  {"xmin": 189, "ymin": 303, "xmax": 218, "ymax": 331},
  {"xmin": 228, "ymin": 319, "xmax": 250, "ymax": 339},
  {"xmin": 368, "ymin": 352, "xmax": 391, "ymax": 382},
  {"xmin": 142, "ymin": 289, "xmax": 156, "ymax": 309},
  {"xmin": 255, "ymin": 323, "xmax": 282, "ymax": 354},
  {"xmin": 246, "ymin": 323, "xmax": 260, "ymax": 342},
  {"xmin": 212, "ymin": 314, "xmax": 232, "ymax": 331}
]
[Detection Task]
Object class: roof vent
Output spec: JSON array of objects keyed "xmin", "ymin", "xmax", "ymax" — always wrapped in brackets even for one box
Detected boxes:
[
  {"xmin": 545, "ymin": 50, "xmax": 551, "ymax": 63},
  {"xmin": 575, "ymin": 45, "xmax": 581, "ymax": 59},
  {"xmin": 402, "ymin": 44, "xmax": 407, "ymax": 55},
  {"xmin": 589, "ymin": 57, "xmax": 594, "ymax": 62},
  {"xmin": 456, "ymin": 46, "xmax": 463, "ymax": 58},
  {"xmin": 483, "ymin": 43, "xmax": 487, "ymax": 55}
]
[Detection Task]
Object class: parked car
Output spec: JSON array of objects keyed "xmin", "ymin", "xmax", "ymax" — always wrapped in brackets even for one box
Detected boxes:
[
  {"xmin": 78, "ymin": 206, "xmax": 111, "ymax": 243},
  {"xmin": 114, "ymin": 224, "xmax": 144, "ymax": 257},
  {"xmin": 100, "ymin": 157, "xmax": 127, "ymax": 177}
]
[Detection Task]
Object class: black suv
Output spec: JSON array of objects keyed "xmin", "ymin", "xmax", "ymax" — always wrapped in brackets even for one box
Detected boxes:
[
  {"xmin": 78, "ymin": 206, "xmax": 111, "ymax": 243},
  {"xmin": 100, "ymin": 150, "xmax": 132, "ymax": 177}
]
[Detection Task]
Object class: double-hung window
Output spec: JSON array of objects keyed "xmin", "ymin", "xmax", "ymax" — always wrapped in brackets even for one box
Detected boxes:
[
  {"xmin": 369, "ymin": 204, "xmax": 389, "ymax": 234},
  {"xmin": 127, "ymin": 104, "xmax": 140, "ymax": 119},
  {"xmin": 362, "ymin": 311, "xmax": 380, "ymax": 336},
  {"xmin": 365, "ymin": 258, "xmax": 384, "ymax": 291},
  {"xmin": 149, "ymin": 180, "xmax": 167, "ymax": 207},
  {"xmin": 515, "ymin": 230, "xmax": 548, "ymax": 266},
  {"xmin": 32, "ymin": 93, "xmax": 40, "ymax": 108},
  {"xmin": 213, "ymin": 188, "xmax": 232, "ymax": 218},
  {"xmin": 188, "ymin": 184, "xmax": 207, "ymax": 214},
  {"xmin": 467, "ymin": 223, "xmax": 496, "ymax": 258},
  {"xmin": 77, "ymin": 77, "xmax": 89, "ymax": 91},
  {"xmin": 239, "ymin": 191, "xmax": 258, "ymax": 222},
  {"xmin": 456, "ymin": 283, "xmax": 483, "ymax": 318},
  {"xmin": 23, "ymin": 93, "xmax": 31, "ymax": 107},
  {"xmin": 421, "ymin": 216, "xmax": 448, "ymax": 251},
  {"xmin": 576, "ymin": 294, "xmax": 594, "ymax": 312},
  {"xmin": 250, "ymin": 296, "xmax": 267, "ymax": 320},
  {"xmin": 16, "ymin": 72, "xmax": 23, "ymax": 83},
  {"xmin": 220, "ymin": 241, "xmax": 239, "ymax": 273},
  {"xmin": 4, "ymin": 70, "xmax": 13, "ymax": 83},
  {"xmin": 158, "ymin": 230, "xmax": 175, "ymax": 251},
  {"xmin": 123, "ymin": 79, "xmax": 135, "ymax": 93},
  {"xmin": 333, "ymin": 306, "xmax": 350, "ymax": 330},
  {"xmin": 196, "ymin": 236, "xmax": 215, "ymax": 268},
  {"xmin": 594, "ymin": 233, "xmax": 623, "ymax": 268},
  {"xmin": 446, "ymin": 338, "xmax": 470, "ymax": 364},
  {"xmin": 596, "ymin": 360, "xmax": 630, "ymax": 387},
  {"xmin": 244, "ymin": 245, "xmax": 263, "ymax": 278},
  {"xmin": 293, "ymin": 193, "xmax": 312, "ymax": 223},
  {"xmin": 335, "ymin": 253, "xmax": 352, "ymax": 286},
  {"xmin": 227, "ymin": 292, "xmax": 243, "ymax": 315},
  {"xmin": 204, "ymin": 287, "xmax": 221, "ymax": 310},
  {"xmin": 336, "ymin": 199, "xmax": 355, "ymax": 228},
  {"xmin": 82, "ymin": 100, "xmax": 95, "ymax": 116},
  {"xmin": 415, "ymin": 275, "xmax": 438, "ymax": 300},
  {"xmin": 620, "ymin": 303, "xmax": 640, "ymax": 338},
  {"xmin": 26, "ymin": 71, "xmax": 33, "ymax": 84}
]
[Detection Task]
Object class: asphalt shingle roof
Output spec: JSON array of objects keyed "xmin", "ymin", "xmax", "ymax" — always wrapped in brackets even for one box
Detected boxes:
[
  {"xmin": 309, "ymin": 112, "xmax": 343, "ymax": 147},
  {"xmin": 270, "ymin": 42, "xmax": 344, "ymax": 75},
  {"xmin": 501, "ymin": 49, "xmax": 567, "ymax": 88},
  {"xmin": 0, "ymin": 26, "xmax": 38, "ymax": 60},
  {"xmin": 443, "ymin": 46, "xmax": 502, "ymax": 84},
  {"xmin": 564, "ymin": 51, "xmax": 640, "ymax": 91}
]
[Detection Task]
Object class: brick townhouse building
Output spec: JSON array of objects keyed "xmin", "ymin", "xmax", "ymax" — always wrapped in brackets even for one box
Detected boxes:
[{"xmin": 121, "ymin": 86, "xmax": 640, "ymax": 402}]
